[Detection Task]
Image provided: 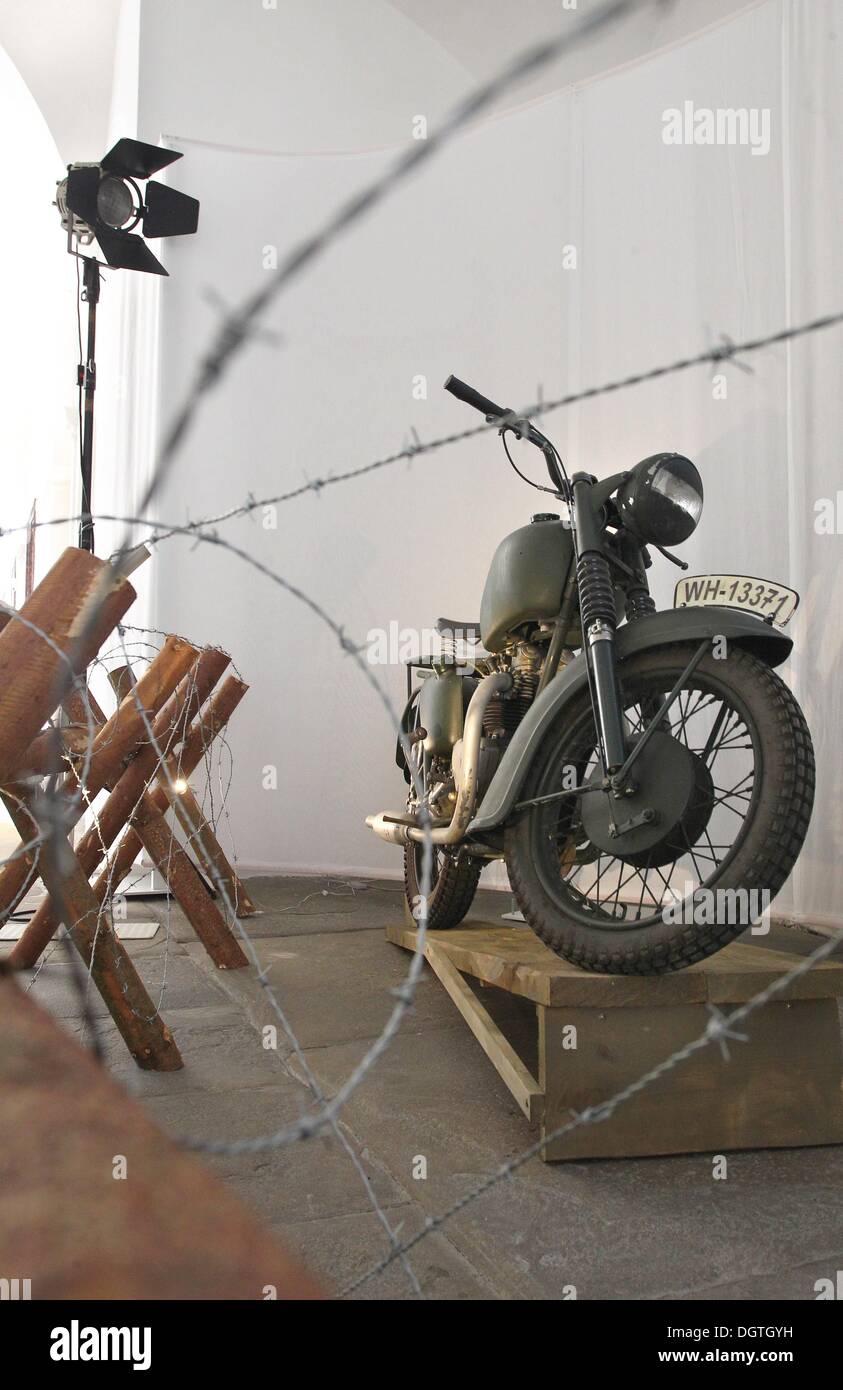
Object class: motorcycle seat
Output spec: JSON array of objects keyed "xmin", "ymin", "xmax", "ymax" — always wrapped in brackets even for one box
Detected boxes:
[{"xmin": 436, "ymin": 617, "xmax": 482, "ymax": 641}]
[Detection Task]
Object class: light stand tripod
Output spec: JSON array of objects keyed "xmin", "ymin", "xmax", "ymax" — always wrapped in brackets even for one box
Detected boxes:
[
  {"xmin": 57, "ymin": 137, "xmax": 200, "ymax": 556},
  {"xmin": 77, "ymin": 256, "xmax": 100, "ymax": 553},
  {"xmin": 53, "ymin": 137, "xmax": 200, "ymax": 897}
]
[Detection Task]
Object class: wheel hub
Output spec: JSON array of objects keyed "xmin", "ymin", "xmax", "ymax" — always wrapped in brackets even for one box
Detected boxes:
[{"xmin": 579, "ymin": 731, "xmax": 715, "ymax": 868}]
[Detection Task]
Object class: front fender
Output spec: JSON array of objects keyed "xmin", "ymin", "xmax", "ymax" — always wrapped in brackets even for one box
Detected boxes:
[{"xmin": 468, "ymin": 605, "xmax": 792, "ymax": 835}]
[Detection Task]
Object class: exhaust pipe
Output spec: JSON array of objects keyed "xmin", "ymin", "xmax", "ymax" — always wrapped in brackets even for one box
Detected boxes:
[
  {"xmin": 364, "ymin": 812, "xmax": 413, "ymax": 846},
  {"xmin": 366, "ymin": 671, "xmax": 512, "ymax": 848}
]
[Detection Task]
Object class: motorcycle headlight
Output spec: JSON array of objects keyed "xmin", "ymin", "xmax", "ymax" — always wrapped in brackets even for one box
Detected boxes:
[{"xmin": 617, "ymin": 452, "xmax": 703, "ymax": 547}]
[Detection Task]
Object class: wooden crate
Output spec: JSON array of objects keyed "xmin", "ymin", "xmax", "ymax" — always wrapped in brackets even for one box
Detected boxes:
[{"xmin": 386, "ymin": 920, "xmax": 843, "ymax": 1161}]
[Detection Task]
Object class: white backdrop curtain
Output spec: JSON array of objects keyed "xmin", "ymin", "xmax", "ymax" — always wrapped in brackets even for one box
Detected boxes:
[{"xmin": 144, "ymin": 0, "xmax": 843, "ymax": 923}]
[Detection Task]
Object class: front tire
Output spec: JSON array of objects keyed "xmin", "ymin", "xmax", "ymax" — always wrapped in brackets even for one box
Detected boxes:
[{"xmin": 504, "ymin": 644, "xmax": 814, "ymax": 974}]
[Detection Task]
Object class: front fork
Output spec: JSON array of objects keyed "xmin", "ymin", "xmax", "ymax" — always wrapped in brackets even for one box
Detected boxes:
[{"xmin": 571, "ymin": 474, "xmax": 630, "ymax": 780}]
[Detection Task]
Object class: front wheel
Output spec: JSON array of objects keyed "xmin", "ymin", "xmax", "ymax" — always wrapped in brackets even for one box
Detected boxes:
[{"xmin": 504, "ymin": 644, "xmax": 814, "ymax": 974}]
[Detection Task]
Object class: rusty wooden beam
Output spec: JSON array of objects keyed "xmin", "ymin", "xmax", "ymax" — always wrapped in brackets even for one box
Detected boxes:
[
  {"xmin": 0, "ymin": 635, "xmax": 198, "ymax": 921},
  {"xmin": 2, "ymin": 791, "xmax": 182, "ymax": 1071},
  {"xmin": 62, "ymin": 635, "xmax": 202, "ymax": 804},
  {"xmin": 104, "ymin": 659, "xmax": 256, "ymax": 931},
  {"xmin": 163, "ymin": 780, "xmax": 259, "ymax": 918},
  {"xmin": 19, "ymin": 726, "xmax": 89, "ymax": 775},
  {"xmin": 0, "ymin": 973, "xmax": 323, "ymax": 1299},
  {"xmin": 99, "ymin": 675, "xmax": 253, "ymax": 917},
  {"xmin": 156, "ymin": 673, "xmax": 257, "ymax": 916},
  {"xmin": 109, "ymin": 655, "xmax": 258, "ymax": 914},
  {"xmin": 128, "ymin": 796, "xmax": 248, "ymax": 969},
  {"xmin": 173, "ymin": 675, "xmax": 249, "ymax": 773},
  {"xmin": 107, "ymin": 663, "xmax": 137, "ymax": 702},
  {"xmin": 7, "ymin": 648, "xmax": 228, "ymax": 971},
  {"xmin": 63, "ymin": 685, "xmax": 107, "ymax": 726},
  {"xmin": 0, "ymin": 548, "xmax": 135, "ymax": 784}
]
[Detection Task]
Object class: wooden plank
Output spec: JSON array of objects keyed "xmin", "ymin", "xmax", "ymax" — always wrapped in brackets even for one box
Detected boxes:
[
  {"xmin": 540, "ymin": 997, "xmax": 843, "ymax": 1160},
  {"xmin": 425, "ymin": 941, "xmax": 542, "ymax": 1122},
  {"xmin": 387, "ymin": 921, "xmax": 585, "ymax": 1006},
  {"xmin": 387, "ymin": 921, "xmax": 843, "ymax": 1007}
]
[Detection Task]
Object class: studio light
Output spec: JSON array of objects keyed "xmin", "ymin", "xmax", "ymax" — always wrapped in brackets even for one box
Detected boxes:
[
  {"xmin": 55, "ymin": 137, "xmax": 199, "ymax": 552},
  {"xmin": 56, "ymin": 136, "xmax": 199, "ymax": 276}
]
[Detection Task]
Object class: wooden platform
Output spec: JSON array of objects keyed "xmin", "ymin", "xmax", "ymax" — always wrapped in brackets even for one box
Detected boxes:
[{"xmin": 387, "ymin": 920, "xmax": 843, "ymax": 1161}]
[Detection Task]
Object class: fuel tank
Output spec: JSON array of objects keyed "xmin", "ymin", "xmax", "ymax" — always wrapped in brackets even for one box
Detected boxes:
[{"xmin": 479, "ymin": 517, "xmax": 575, "ymax": 653}]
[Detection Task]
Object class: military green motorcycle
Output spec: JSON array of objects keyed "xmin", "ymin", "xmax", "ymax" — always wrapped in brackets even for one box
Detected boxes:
[{"xmin": 367, "ymin": 374, "xmax": 814, "ymax": 974}]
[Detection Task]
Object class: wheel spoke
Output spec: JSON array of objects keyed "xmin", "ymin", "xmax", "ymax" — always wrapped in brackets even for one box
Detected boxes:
[
  {"xmin": 636, "ymin": 856, "xmax": 655, "ymax": 915},
  {"xmin": 529, "ymin": 664, "xmax": 761, "ymax": 930}
]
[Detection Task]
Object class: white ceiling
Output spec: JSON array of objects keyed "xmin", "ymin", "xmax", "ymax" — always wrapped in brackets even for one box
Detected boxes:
[
  {"xmin": 1, "ymin": 0, "xmax": 764, "ymax": 164},
  {"xmin": 389, "ymin": 0, "xmax": 765, "ymax": 109},
  {"xmin": 0, "ymin": 0, "xmax": 122, "ymax": 163}
]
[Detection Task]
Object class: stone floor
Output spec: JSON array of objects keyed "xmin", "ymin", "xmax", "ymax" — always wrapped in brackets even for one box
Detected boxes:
[{"xmin": 3, "ymin": 874, "xmax": 843, "ymax": 1301}]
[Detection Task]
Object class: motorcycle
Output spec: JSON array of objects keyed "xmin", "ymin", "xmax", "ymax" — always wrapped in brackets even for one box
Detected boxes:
[{"xmin": 367, "ymin": 374, "xmax": 814, "ymax": 974}]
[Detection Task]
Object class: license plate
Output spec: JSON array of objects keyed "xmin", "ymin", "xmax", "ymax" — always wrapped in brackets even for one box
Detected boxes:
[{"xmin": 673, "ymin": 574, "xmax": 799, "ymax": 626}]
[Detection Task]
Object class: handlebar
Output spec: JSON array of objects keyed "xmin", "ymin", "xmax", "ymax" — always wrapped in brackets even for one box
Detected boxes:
[
  {"xmin": 444, "ymin": 372, "xmax": 570, "ymax": 500},
  {"xmin": 443, "ymin": 374, "xmax": 510, "ymax": 421}
]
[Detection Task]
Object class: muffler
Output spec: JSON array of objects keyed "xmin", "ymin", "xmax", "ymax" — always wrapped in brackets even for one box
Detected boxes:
[
  {"xmin": 364, "ymin": 812, "xmax": 413, "ymax": 846},
  {"xmin": 366, "ymin": 671, "xmax": 512, "ymax": 848}
]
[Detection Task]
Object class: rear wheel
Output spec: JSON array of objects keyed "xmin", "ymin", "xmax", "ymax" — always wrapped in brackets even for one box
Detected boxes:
[
  {"xmin": 403, "ymin": 841, "xmax": 482, "ymax": 930},
  {"xmin": 504, "ymin": 644, "xmax": 814, "ymax": 974},
  {"xmin": 401, "ymin": 690, "xmax": 481, "ymax": 929}
]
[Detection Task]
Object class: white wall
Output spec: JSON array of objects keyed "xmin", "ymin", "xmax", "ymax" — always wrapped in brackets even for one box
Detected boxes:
[
  {"xmin": 131, "ymin": 1, "xmax": 843, "ymax": 922},
  {"xmin": 135, "ymin": 0, "xmax": 576, "ymax": 879},
  {"xmin": 0, "ymin": 42, "xmax": 80, "ymax": 850},
  {"xmin": 0, "ymin": 44, "xmax": 77, "ymax": 583}
]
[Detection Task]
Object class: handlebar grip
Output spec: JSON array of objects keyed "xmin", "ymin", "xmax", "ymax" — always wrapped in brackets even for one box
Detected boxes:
[{"xmin": 443, "ymin": 374, "xmax": 510, "ymax": 421}]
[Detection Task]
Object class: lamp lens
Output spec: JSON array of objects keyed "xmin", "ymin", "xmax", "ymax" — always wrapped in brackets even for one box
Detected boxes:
[
  {"xmin": 650, "ymin": 464, "xmax": 703, "ymax": 529},
  {"xmin": 97, "ymin": 175, "xmax": 134, "ymax": 228},
  {"xmin": 619, "ymin": 454, "xmax": 704, "ymax": 546}
]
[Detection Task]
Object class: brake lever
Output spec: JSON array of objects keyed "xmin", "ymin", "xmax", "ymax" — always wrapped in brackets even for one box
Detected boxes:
[{"xmin": 650, "ymin": 541, "xmax": 689, "ymax": 570}]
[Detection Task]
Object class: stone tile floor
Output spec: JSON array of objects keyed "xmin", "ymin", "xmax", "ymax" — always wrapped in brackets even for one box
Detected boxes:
[{"xmin": 3, "ymin": 874, "xmax": 842, "ymax": 1300}]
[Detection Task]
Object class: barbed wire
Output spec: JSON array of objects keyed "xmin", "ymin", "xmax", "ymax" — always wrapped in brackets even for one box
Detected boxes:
[
  {"xmin": 146, "ymin": 308, "xmax": 843, "ymax": 539},
  {"xmin": 19, "ymin": 505, "xmax": 840, "ymax": 1173},
  {"xmin": 5, "ymin": 333, "xmax": 839, "ymax": 1291},
  {"xmin": 0, "ymin": 602, "xmax": 427, "ymax": 1296},
  {"xmin": 1, "ymin": 0, "xmax": 840, "ymax": 1302},
  {"xmin": 105, "ymin": 628, "xmax": 424, "ymax": 1297},
  {"xmin": 342, "ymin": 922, "xmax": 843, "ymax": 1296},
  {"xmin": 135, "ymin": 0, "xmax": 662, "ymax": 517},
  {"xmin": 5, "ymin": 303, "xmax": 841, "ymax": 572}
]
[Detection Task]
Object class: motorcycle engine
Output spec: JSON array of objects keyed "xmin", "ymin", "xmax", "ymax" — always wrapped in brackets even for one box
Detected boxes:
[
  {"xmin": 418, "ymin": 642, "xmax": 547, "ymax": 815},
  {"xmin": 465, "ymin": 642, "xmax": 544, "ymax": 803},
  {"xmin": 483, "ymin": 642, "xmax": 543, "ymax": 736}
]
